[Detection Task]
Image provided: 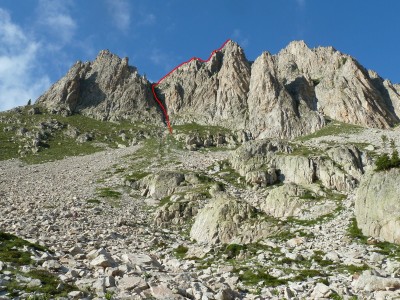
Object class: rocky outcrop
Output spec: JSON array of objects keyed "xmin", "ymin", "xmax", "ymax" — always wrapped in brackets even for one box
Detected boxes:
[
  {"xmin": 190, "ymin": 193, "xmax": 280, "ymax": 244},
  {"xmin": 37, "ymin": 50, "xmax": 161, "ymax": 123},
  {"xmin": 355, "ymin": 169, "xmax": 400, "ymax": 243},
  {"xmin": 230, "ymin": 139, "xmax": 364, "ymax": 192},
  {"xmin": 260, "ymin": 183, "xmax": 337, "ymax": 219}
]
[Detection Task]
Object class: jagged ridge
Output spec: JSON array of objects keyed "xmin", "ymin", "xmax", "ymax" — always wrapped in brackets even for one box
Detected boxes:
[{"xmin": 37, "ymin": 40, "xmax": 400, "ymax": 139}]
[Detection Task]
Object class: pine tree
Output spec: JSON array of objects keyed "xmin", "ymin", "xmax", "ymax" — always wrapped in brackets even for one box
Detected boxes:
[{"xmin": 391, "ymin": 149, "xmax": 400, "ymax": 168}]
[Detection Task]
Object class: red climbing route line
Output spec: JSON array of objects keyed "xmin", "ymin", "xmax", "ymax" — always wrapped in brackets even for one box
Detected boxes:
[{"xmin": 151, "ymin": 39, "xmax": 231, "ymax": 134}]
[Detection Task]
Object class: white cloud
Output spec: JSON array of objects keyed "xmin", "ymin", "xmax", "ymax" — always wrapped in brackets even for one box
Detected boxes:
[
  {"xmin": 232, "ymin": 29, "xmax": 249, "ymax": 48},
  {"xmin": 36, "ymin": 0, "xmax": 77, "ymax": 48},
  {"xmin": 0, "ymin": 8, "xmax": 51, "ymax": 111},
  {"xmin": 106, "ymin": 0, "xmax": 131, "ymax": 32}
]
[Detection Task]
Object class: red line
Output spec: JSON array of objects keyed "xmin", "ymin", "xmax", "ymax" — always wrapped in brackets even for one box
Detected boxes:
[{"xmin": 152, "ymin": 39, "xmax": 231, "ymax": 134}]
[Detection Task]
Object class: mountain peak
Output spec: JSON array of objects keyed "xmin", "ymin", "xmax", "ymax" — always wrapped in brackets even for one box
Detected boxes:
[{"xmin": 37, "ymin": 40, "xmax": 400, "ymax": 137}]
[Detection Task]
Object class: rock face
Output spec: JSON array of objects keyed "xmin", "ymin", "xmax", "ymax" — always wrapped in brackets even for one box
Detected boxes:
[
  {"xmin": 156, "ymin": 41, "xmax": 251, "ymax": 130},
  {"xmin": 355, "ymin": 169, "xmax": 400, "ymax": 243},
  {"xmin": 246, "ymin": 51, "xmax": 325, "ymax": 139},
  {"xmin": 37, "ymin": 50, "xmax": 161, "ymax": 123},
  {"xmin": 275, "ymin": 41, "xmax": 399, "ymax": 129},
  {"xmin": 36, "ymin": 40, "xmax": 400, "ymax": 138}
]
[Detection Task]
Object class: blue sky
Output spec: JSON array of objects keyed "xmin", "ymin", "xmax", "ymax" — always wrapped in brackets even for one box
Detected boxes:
[{"xmin": 1, "ymin": 0, "xmax": 399, "ymax": 111}]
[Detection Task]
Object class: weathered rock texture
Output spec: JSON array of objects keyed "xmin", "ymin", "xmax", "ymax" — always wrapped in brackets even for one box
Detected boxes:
[
  {"xmin": 355, "ymin": 169, "xmax": 400, "ymax": 244},
  {"xmin": 230, "ymin": 139, "xmax": 365, "ymax": 192},
  {"xmin": 37, "ymin": 40, "xmax": 400, "ymax": 138},
  {"xmin": 190, "ymin": 193, "xmax": 279, "ymax": 244},
  {"xmin": 260, "ymin": 183, "xmax": 337, "ymax": 220},
  {"xmin": 37, "ymin": 50, "xmax": 161, "ymax": 122}
]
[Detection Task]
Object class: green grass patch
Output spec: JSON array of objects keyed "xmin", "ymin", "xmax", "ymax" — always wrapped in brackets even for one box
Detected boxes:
[
  {"xmin": 174, "ymin": 245, "xmax": 188, "ymax": 259},
  {"xmin": 5, "ymin": 269, "xmax": 75, "ymax": 298},
  {"xmin": 86, "ymin": 199, "xmax": 101, "ymax": 204},
  {"xmin": 224, "ymin": 243, "xmax": 246, "ymax": 259},
  {"xmin": 22, "ymin": 136, "xmax": 100, "ymax": 164},
  {"xmin": 173, "ymin": 122, "xmax": 230, "ymax": 135},
  {"xmin": 0, "ymin": 106, "xmax": 156, "ymax": 163},
  {"xmin": 125, "ymin": 171, "xmax": 150, "ymax": 182},
  {"xmin": 96, "ymin": 187, "xmax": 122, "ymax": 198},
  {"xmin": 347, "ymin": 218, "xmax": 368, "ymax": 243},
  {"xmin": 159, "ymin": 195, "xmax": 172, "ymax": 206},
  {"xmin": 288, "ymin": 144, "xmax": 322, "ymax": 157},
  {"xmin": 0, "ymin": 232, "xmax": 48, "ymax": 265},
  {"xmin": 236, "ymin": 267, "xmax": 287, "ymax": 287},
  {"xmin": 215, "ymin": 160, "xmax": 247, "ymax": 189},
  {"xmin": 296, "ymin": 119, "xmax": 363, "ymax": 142}
]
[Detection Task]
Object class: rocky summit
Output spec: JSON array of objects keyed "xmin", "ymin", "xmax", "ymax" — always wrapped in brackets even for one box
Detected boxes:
[{"xmin": 1, "ymin": 40, "xmax": 400, "ymax": 300}]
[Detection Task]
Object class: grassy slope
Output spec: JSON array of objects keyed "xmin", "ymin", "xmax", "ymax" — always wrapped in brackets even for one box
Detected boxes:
[{"xmin": 0, "ymin": 106, "xmax": 161, "ymax": 164}]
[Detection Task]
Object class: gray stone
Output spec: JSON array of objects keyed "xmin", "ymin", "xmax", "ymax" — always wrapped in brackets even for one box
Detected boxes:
[
  {"xmin": 90, "ymin": 254, "xmax": 116, "ymax": 268},
  {"xmin": 117, "ymin": 276, "xmax": 148, "ymax": 291},
  {"xmin": 121, "ymin": 253, "xmax": 162, "ymax": 270},
  {"xmin": 310, "ymin": 282, "xmax": 332, "ymax": 298},
  {"xmin": 68, "ymin": 291, "xmax": 83, "ymax": 299},
  {"xmin": 352, "ymin": 271, "xmax": 400, "ymax": 292},
  {"xmin": 355, "ymin": 169, "xmax": 400, "ymax": 243},
  {"xmin": 190, "ymin": 193, "xmax": 280, "ymax": 244},
  {"xmin": 27, "ymin": 279, "xmax": 42, "ymax": 288},
  {"xmin": 69, "ymin": 246, "xmax": 84, "ymax": 256}
]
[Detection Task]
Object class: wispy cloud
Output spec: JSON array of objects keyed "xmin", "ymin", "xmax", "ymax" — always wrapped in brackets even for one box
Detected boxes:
[
  {"xmin": 150, "ymin": 49, "xmax": 174, "ymax": 73},
  {"xmin": 0, "ymin": 8, "xmax": 50, "ymax": 111},
  {"xmin": 296, "ymin": 0, "xmax": 306, "ymax": 8},
  {"xmin": 36, "ymin": 0, "xmax": 77, "ymax": 49},
  {"xmin": 296, "ymin": 0, "xmax": 306, "ymax": 6},
  {"xmin": 150, "ymin": 49, "xmax": 165, "ymax": 65},
  {"xmin": 232, "ymin": 29, "xmax": 249, "ymax": 48},
  {"xmin": 139, "ymin": 13, "xmax": 155, "ymax": 26},
  {"xmin": 105, "ymin": 0, "xmax": 131, "ymax": 32}
]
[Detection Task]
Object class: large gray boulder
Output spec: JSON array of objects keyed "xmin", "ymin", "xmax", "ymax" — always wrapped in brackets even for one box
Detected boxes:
[
  {"xmin": 139, "ymin": 172, "xmax": 185, "ymax": 199},
  {"xmin": 260, "ymin": 183, "xmax": 337, "ymax": 219},
  {"xmin": 190, "ymin": 193, "xmax": 280, "ymax": 244},
  {"xmin": 355, "ymin": 168, "xmax": 400, "ymax": 243}
]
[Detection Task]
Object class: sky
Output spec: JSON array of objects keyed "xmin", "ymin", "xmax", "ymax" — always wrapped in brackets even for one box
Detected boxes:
[{"xmin": 1, "ymin": 0, "xmax": 400, "ymax": 111}]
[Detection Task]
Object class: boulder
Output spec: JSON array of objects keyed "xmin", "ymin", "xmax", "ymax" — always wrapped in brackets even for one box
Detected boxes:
[
  {"xmin": 139, "ymin": 172, "xmax": 185, "ymax": 199},
  {"xmin": 355, "ymin": 168, "xmax": 400, "ymax": 243},
  {"xmin": 90, "ymin": 254, "xmax": 116, "ymax": 268},
  {"xmin": 121, "ymin": 253, "xmax": 162, "ymax": 270},
  {"xmin": 117, "ymin": 276, "xmax": 148, "ymax": 291},
  {"xmin": 352, "ymin": 271, "xmax": 400, "ymax": 292},
  {"xmin": 190, "ymin": 193, "xmax": 280, "ymax": 244},
  {"xmin": 260, "ymin": 183, "xmax": 337, "ymax": 219}
]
